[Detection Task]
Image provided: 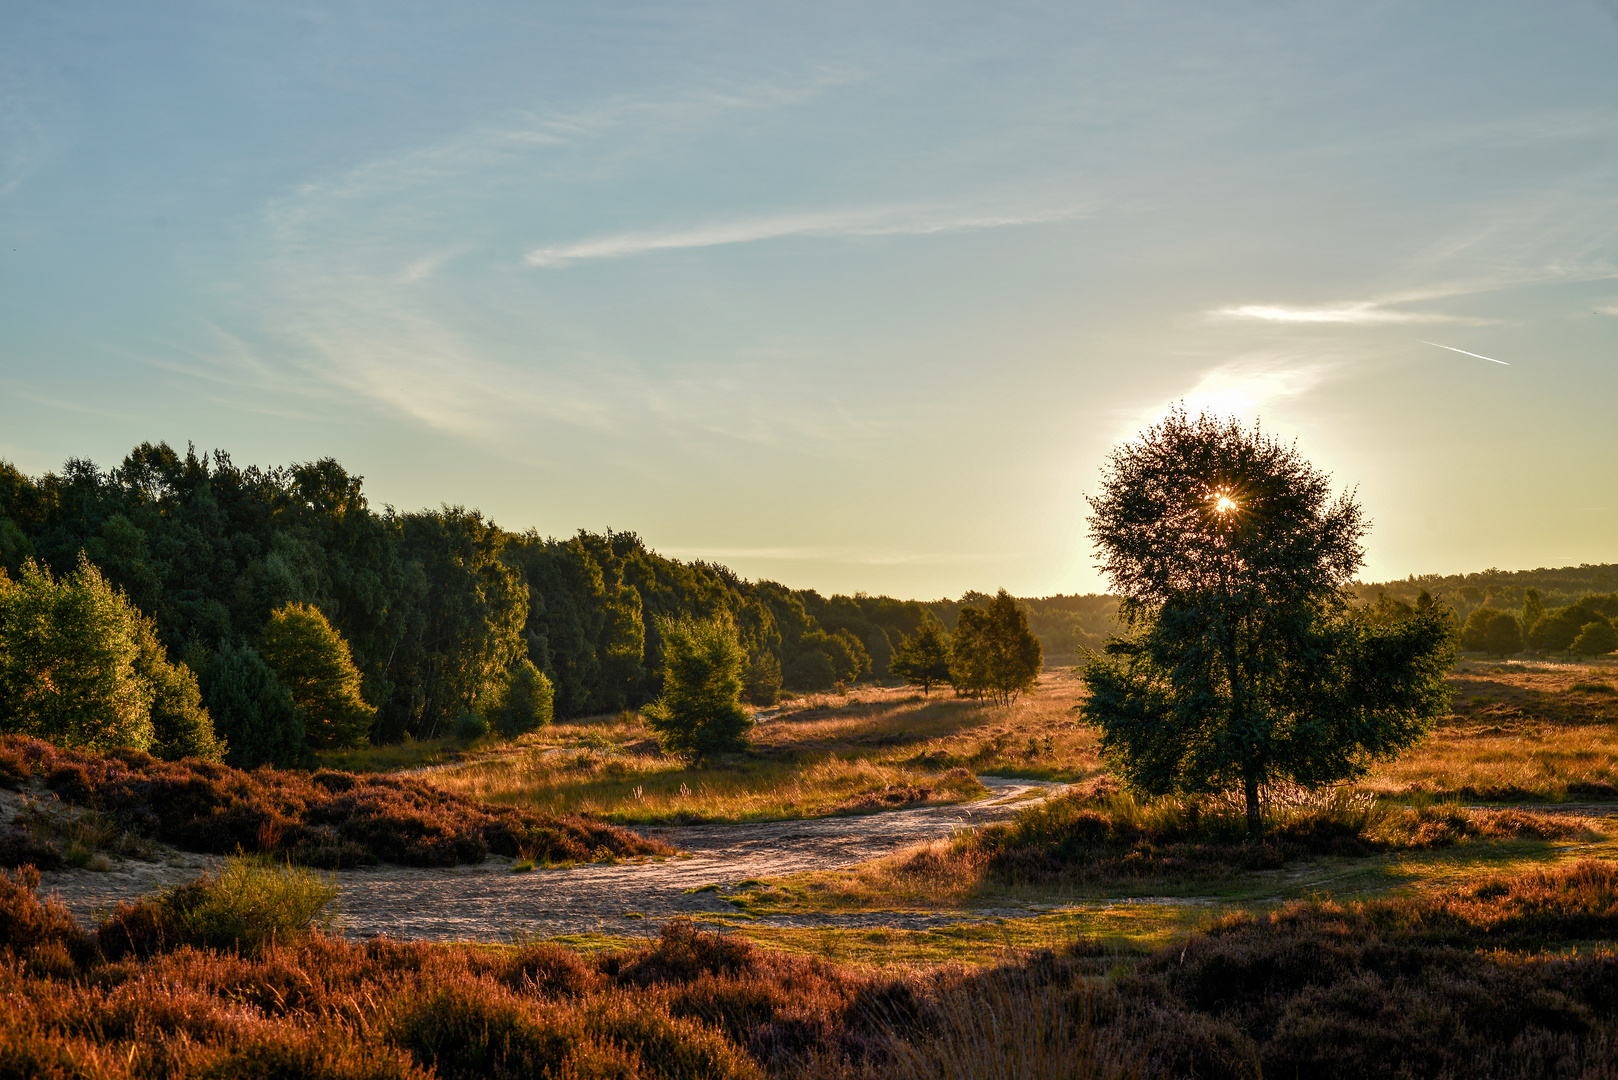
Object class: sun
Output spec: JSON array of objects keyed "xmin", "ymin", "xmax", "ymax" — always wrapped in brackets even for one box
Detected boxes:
[{"xmin": 1213, "ymin": 493, "xmax": 1238, "ymax": 514}]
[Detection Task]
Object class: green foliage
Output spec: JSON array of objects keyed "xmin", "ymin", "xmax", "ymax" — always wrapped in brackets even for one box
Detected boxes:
[
  {"xmin": 743, "ymin": 651, "xmax": 781, "ymax": 706},
  {"xmin": 204, "ymin": 642, "xmax": 306, "ymax": 769},
  {"xmin": 890, "ymin": 617, "xmax": 952, "ymax": 695},
  {"xmin": 259, "ymin": 602, "xmax": 375, "ymax": 749},
  {"xmin": 1460, "ymin": 606, "xmax": 1522, "ymax": 656},
  {"xmin": 0, "ymin": 558, "xmax": 155, "ymax": 752},
  {"xmin": 134, "ymin": 615, "xmax": 224, "ymax": 761},
  {"xmin": 1523, "ymin": 587, "xmax": 1545, "ymax": 633},
  {"xmin": 948, "ymin": 589, "xmax": 1043, "ymax": 705},
  {"xmin": 865, "ymin": 625, "xmax": 893, "ymax": 678},
  {"xmin": 1483, "ymin": 610, "xmax": 1523, "ymax": 657},
  {"xmin": 103, "ymin": 855, "xmax": 337, "ymax": 958},
  {"xmin": 452, "ymin": 711, "xmax": 489, "ymax": 742},
  {"xmin": 795, "ymin": 627, "xmax": 868, "ymax": 686},
  {"xmin": 783, "ymin": 651, "xmax": 836, "ymax": 692},
  {"xmin": 1081, "ymin": 410, "xmax": 1454, "ymax": 836},
  {"xmin": 643, "ymin": 615, "xmax": 752, "ymax": 763},
  {"xmin": 1571, "ymin": 619, "xmax": 1618, "ymax": 657},
  {"xmin": 489, "ymin": 658, "xmax": 554, "ymax": 735}
]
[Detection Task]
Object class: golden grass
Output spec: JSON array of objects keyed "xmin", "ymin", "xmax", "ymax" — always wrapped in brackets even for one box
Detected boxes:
[
  {"xmin": 1363, "ymin": 657, "xmax": 1618, "ymax": 800},
  {"xmin": 423, "ymin": 672, "xmax": 1098, "ymax": 823}
]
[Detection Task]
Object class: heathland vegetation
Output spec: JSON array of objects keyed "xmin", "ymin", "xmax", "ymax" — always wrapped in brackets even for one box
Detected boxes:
[{"xmin": 2, "ymin": 427, "xmax": 1618, "ymax": 1078}]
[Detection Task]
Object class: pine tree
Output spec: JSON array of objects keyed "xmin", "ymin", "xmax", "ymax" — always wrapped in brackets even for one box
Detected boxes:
[
  {"xmin": 642, "ymin": 614, "xmax": 752, "ymax": 763},
  {"xmin": 948, "ymin": 589, "xmax": 1042, "ymax": 705},
  {"xmin": 490, "ymin": 658, "xmax": 554, "ymax": 735},
  {"xmin": 205, "ymin": 642, "xmax": 305, "ymax": 768},
  {"xmin": 891, "ymin": 617, "xmax": 952, "ymax": 696}
]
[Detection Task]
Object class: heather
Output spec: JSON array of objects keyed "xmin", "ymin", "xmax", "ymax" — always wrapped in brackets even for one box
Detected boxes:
[
  {"xmin": 0, "ymin": 735, "xmax": 669, "ymax": 868},
  {"xmin": 1, "ymin": 860, "xmax": 1618, "ymax": 1078}
]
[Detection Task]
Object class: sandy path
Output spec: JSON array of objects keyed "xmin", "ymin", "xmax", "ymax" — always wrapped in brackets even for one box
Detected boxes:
[{"xmin": 39, "ymin": 777, "xmax": 1062, "ymax": 942}]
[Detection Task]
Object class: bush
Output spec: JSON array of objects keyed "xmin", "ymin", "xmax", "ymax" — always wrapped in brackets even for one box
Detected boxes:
[
  {"xmin": 98, "ymin": 855, "xmax": 338, "ymax": 959},
  {"xmin": 490, "ymin": 658, "xmax": 553, "ymax": 735},
  {"xmin": 784, "ymin": 650, "xmax": 836, "ymax": 693},
  {"xmin": 452, "ymin": 710, "xmax": 489, "ymax": 742}
]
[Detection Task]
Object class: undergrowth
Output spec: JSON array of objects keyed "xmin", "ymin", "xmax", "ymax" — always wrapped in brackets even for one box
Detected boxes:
[
  {"xmin": 2, "ymin": 860, "xmax": 1618, "ymax": 1078},
  {"xmin": 0, "ymin": 736, "xmax": 670, "ymax": 868}
]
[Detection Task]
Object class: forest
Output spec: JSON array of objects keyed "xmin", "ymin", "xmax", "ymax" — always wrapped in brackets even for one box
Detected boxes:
[{"xmin": 0, "ymin": 444, "xmax": 1097, "ymax": 754}]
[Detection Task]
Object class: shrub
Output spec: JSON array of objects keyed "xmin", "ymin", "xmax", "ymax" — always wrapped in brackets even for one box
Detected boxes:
[
  {"xmin": 489, "ymin": 658, "xmax": 553, "ymax": 735},
  {"xmin": 99, "ymin": 855, "xmax": 338, "ymax": 959},
  {"xmin": 452, "ymin": 710, "xmax": 488, "ymax": 742}
]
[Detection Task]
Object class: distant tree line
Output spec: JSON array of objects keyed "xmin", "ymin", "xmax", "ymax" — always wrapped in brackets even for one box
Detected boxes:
[{"xmin": 0, "ymin": 444, "xmax": 1063, "ymax": 764}]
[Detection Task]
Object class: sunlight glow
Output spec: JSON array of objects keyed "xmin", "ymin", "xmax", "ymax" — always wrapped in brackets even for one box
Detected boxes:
[{"xmin": 1214, "ymin": 494, "xmax": 1238, "ymax": 514}]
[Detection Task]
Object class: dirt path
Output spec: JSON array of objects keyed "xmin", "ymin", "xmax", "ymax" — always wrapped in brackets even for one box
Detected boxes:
[{"xmin": 38, "ymin": 776, "xmax": 1064, "ymax": 942}]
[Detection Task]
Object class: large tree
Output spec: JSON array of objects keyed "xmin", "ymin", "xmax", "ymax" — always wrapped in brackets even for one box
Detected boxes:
[{"xmin": 1081, "ymin": 410, "xmax": 1454, "ymax": 836}]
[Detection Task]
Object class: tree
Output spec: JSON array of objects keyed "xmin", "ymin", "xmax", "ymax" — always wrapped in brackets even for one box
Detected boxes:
[
  {"xmin": 743, "ymin": 651, "xmax": 781, "ymax": 706},
  {"xmin": 258, "ymin": 602, "xmax": 375, "ymax": 749},
  {"xmin": 783, "ymin": 651, "xmax": 836, "ymax": 692},
  {"xmin": 642, "ymin": 614, "xmax": 752, "ymax": 763},
  {"xmin": 1523, "ymin": 589, "xmax": 1545, "ymax": 636},
  {"xmin": 865, "ymin": 626, "xmax": 894, "ymax": 679},
  {"xmin": 0, "ymin": 558, "xmax": 155, "ymax": 752},
  {"xmin": 204, "ymin": 642, "xmax": 305, "ymax": 768},
  {"xmin": 1483, "ymin": 612, "xmax": 1523, "ymax": 658},
  {"xmin": 1080, "ymin": 410, "xmax": 1454, "ymax": 837},
  {"xmin": 890, "ymin": 618, "xmax": 951, "ymax": 695},
  {"xmin": 1571, "ymin": 619, "xmax": 1618, "ymax": 658},
  {"xmin": 948, "ymin": 589, "xmax": 1043, "ymax": 705},
  {"xmin": 488, "ymin": 658, "xmax": 554, "ymax": 735},
  {"xmin": 1460, "ymin": 606, "xmax": 1522, "ymax": 656},
  {"xmin": 133, "ymin": 614, "xmax": 225, "ymax": 761}
]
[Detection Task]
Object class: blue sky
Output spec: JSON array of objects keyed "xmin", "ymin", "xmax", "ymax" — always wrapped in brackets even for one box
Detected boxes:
[{"xmin": 3, "ymin": 1, "xmax": 1615, "ymax": 598}]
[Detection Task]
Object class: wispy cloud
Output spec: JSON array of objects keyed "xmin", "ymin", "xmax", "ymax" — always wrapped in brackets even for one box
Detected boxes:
[
  {"xmin": 525, "ymin": 205, "xmax": 1087, "ymax": 267},
  {"xmin": 1209, "ymin": 301, "xmax": 1468, "ymax": 325}
]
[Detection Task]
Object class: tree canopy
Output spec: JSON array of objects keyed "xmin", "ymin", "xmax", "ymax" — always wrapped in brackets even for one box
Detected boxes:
[
  {"xmin": 890, "ymin": 617, "xmax": 952, "ymax": 696},
  {"xmin": 1080, "ymin": 410, "xmax": 1454, "ymax": 836},
  {"xmin": 258, "ymin": 602, "xmax": 375, "ymax": 750}
]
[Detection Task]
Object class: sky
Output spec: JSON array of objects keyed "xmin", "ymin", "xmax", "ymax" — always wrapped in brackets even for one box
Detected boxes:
[{"xmin": 2, "ymin": 1, "xmax": 1615, "ymax": 600}]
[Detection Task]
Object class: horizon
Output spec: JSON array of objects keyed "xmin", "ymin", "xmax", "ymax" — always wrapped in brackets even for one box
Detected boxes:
[{"xmin": 3, "ymin": 3, "xmax": 1615, "ymax": 598}]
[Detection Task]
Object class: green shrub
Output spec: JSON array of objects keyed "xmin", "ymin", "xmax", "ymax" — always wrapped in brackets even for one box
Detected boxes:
[
  {"xmin": 453, "ymin": 711, "xmax": 489, "ymax": 742},
  {"xmin": 489, "ymin": 658, "xmax": 554, "ymax": 735},
  {"xmin": 99, "ymin": 854, "xmax": 337, "ymax": 958},
  {"xmin": 643, "ymin": 614, "xmax": 752, "ymax": 763}
]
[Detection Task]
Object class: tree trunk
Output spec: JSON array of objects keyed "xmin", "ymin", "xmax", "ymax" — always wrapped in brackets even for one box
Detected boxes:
[{"xmin": 1244, "ymin": 772, "xmax": 1262, "ymax": 839}]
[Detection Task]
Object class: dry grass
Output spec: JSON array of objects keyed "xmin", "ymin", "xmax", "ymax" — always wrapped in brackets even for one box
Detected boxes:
[
  {"xmin": 425, "ymin": 673, "xmax": 1097, "ymax": 823},
  {"xmin": 1363, "ymin": 658, "xmax": 1618, "ymax": 801}
]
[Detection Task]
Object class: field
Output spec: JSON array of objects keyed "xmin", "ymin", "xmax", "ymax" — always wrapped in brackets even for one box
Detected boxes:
[{"xmin": 9, "ymin": 658, "xmax": 1618, "ymax": 1077}]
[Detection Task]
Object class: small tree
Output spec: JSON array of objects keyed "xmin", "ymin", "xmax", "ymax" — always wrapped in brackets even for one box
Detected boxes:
[
  {"xmin": 258, "ymin": 602, "xmax": 375, "ymax": 749},
  {"xmin": 865, "ymin": 626, "xmax": 894, "ymax": 679},
  {"xmin": 743, "ymin": 651, "xmax": 782, "ymax": 706},
  {"xmin": 643, "ymin": 614, "xmax": 752, "ymax": 763},
  {"xmin": 205, "ymin": 642, "xmax": 306, "ymax": 769},
  {"xmin": 1081, "ymin": 410, "xmax": 1454, "ymax": 837},
  {"xmin": 948, "ymin": 590, "xmax": 1043, "ymax": 705},
  {"xmin": 1571, "ymin": 619, "xmax": 1618, "ymax": 658},
  {"xmin": 1523, "ymin": 589, "xmax": 1545, "ymax": 639},
  {"xmin": 784, "ymin": 650, "xmax": 836, "ymax": 692},
  {"xmin": 1483, "ymin": 612, "xmax": 1523, "ymax": 658},
  {"xmin": 135, "ymin": 617, "xmax": 225, "ymax": 762},
  {"xmin": 1459, "ymin": 606, "xmax": 1505, "ymax": 652},
  {"xmin": 891, "ymin": 618, "xmax": 951, "ymax": 696},
  {"xmin": 0, "ymin": 558, "xmax": 155, "ymax": 752},
  {"xmin": 489, "ymin": 658, "xmax": 554, "ymax": 735}
]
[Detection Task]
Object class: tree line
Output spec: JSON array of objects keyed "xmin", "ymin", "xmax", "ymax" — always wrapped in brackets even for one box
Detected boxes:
[{"xmin": 0, "ymin": 443, "xmax": 1054, "ymax": 766}]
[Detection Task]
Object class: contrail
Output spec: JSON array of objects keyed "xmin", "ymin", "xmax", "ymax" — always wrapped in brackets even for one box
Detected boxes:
[{"xmin": 1421, "ymin": 340, "xmax": 1510, "ymax": 366}]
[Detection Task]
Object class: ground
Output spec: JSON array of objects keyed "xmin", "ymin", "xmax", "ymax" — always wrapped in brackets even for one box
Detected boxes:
[{"xmin": 26, "ymin": 655, "xmax": 1618, "ymax": 967}]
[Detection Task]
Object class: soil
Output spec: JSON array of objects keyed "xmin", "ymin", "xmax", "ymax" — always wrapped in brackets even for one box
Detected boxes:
[{"xmin": 28, "ymin": 776, "xmax": 1066, "ymax": 942}]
